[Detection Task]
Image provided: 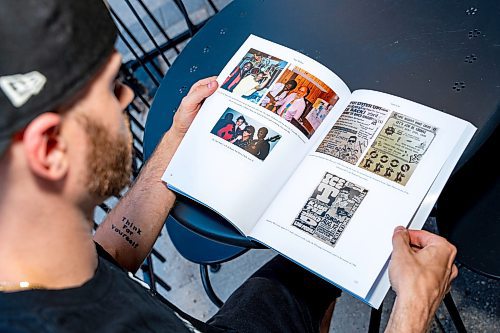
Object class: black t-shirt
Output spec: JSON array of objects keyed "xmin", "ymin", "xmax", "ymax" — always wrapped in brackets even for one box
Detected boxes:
[{"xmin": 0, "ymin": 244, "xmax": 207, "ymax": 333}]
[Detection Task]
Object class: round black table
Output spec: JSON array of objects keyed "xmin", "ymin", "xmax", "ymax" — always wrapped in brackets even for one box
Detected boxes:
[{"xmin": 144, "ymin": 0, "xmax": 500, "ymax": 276}]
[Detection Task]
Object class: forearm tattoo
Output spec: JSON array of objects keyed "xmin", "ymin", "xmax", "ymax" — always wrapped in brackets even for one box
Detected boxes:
[{"xmin": 110, "ymin": 216, "xmax": 142, "ymax": 249}]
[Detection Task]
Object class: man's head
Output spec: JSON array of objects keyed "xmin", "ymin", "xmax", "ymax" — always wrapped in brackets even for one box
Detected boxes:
[
  {"xmin": 0, "ymin": 0, "xmax": 134, "ymax": 208},
  {"xmin": 257, "ymin": 127, "xmax": 268, "ymax": 140},
  {"xmin": 244, "ymin": 125, "xmax": 255, "ymax": 137},
  {"xmin": 236, "ymin": 116, "xmax": 246, "ymax": 127},
  {"xmin": 242, "ymin": 62, "xmax": 253, "ymax": 72},
  {"xmin": 224, "ymin": 113, "xmax": 234, "ymax": 121},
  {"xmin": 296, "ymin": 86, "xmax": 310, "ymax": 98},
  {"xmin": 284, "ymin": 80, "xmax": 298, "ymax": 91},
  {"xmin": 65, "ymin": 53, "xmax": 134, "ymax": 200}
]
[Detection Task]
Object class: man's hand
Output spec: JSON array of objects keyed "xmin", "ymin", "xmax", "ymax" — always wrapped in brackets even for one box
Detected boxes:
[
  {"xmin": 171, "ymin": 76, "xmax": 218, "ymax": 137},
  {"xmin": 385, "ymin": 226, "xmax": 458, "ymax": 332}
]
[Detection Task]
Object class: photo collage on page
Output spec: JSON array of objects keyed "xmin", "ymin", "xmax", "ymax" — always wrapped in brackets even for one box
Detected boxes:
[{"xmin": 213, "ymin": 47, "xmax": 341, "ymax": 160}]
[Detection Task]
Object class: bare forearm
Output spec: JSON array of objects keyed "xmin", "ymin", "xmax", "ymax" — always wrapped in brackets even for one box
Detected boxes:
[
  {"xmin": 94, "ymin": 130, "xmax": 183, "ymax": 272},
  {"xmin": 385, "ymin": 295, "xmax": 434, "ymax": 333}
]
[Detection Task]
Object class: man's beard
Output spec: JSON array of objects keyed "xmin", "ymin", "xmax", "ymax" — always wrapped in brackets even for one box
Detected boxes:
[{"xmin": 79, "ymin": 115, "xmax": 132, "ymax": 198}]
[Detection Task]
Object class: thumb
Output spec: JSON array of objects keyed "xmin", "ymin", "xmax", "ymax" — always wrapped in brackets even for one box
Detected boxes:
[
  {"xmin": 391, "ymin": 226, "xmax": 412, "ymax": 258},
  {"xmin": 180, "ymin": 77, "xmax": 218, "ymax": 111}
]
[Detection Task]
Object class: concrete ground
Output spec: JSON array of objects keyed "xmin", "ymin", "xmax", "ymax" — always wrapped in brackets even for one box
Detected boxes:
[{"xmin": 149, "ymin": 223, "xmax": 499, "ymax": 332}]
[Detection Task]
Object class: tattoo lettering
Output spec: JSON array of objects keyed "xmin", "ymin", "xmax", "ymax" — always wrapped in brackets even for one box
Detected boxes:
[{"xmin": 110, "ymin": 216, "xmax": 142, "ymax": 249}]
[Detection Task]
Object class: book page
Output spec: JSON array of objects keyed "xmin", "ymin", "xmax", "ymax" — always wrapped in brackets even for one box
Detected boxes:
[
  {"xmin": 250, "ymin": 90, "xmax": 475, "ymax": 298},
  {"xmin": 162, "ymin": 35, "xmax": 351, "ymax": 235}
]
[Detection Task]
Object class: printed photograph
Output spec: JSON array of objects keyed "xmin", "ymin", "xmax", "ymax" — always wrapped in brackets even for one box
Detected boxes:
[
  {"xmin": 359, "ymin": 112, "xmax": 437, "ymax": 185},
  {"xmin": 316, "ymin": 101, "xmax": 390, "ymax": 165},
  {"xmin": 260, "ymin": 66, "xmax": 340, "ymax": 138},
  {"xmin": 211, "ymin": 108, "xmax": 281, "ymax": 161},
  {"xmin": 292, "ymin": 173, "xmax": 368, "ymax": 247},
  {"xmin": 221, "ymin": 48, "xmax": 288, "ymax": 104}
]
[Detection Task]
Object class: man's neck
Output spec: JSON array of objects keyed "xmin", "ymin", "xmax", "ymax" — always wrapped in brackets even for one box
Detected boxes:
[{"xmin": 0, "ymin": 197, "xmax": 98, "ymax": 291}]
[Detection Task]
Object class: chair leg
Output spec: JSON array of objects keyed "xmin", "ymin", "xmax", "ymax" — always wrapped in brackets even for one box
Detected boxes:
[
  {"xmin": 200, "ymin": 264, "xmax": 224, "ymax": 308},
  {"xmin": 141, "ymin": 255, "xmax": 157, "ymax": 292},
  {"xmin": 443, "ymin": 292, "xmax": 467, "ymax": 333},
  {"xmin": 368, "ymin": 304, "xmax": 383, "ymax": 333},
  {"xmin": 141, "ymin": 254, "xmax": 172, "ymax": 292}
]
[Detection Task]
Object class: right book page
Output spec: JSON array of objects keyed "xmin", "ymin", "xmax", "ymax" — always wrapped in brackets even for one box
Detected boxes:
[
  {"xmin": 250, "ymin": 89, "xmax": 476, "ymax": 300},
  {"xmin": 365, "ymin": 118, "xmax": 476, "ymax": 308}
]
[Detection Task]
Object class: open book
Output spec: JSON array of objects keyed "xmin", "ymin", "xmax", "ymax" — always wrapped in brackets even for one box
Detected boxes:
[{"xmin": 162, "ymin": 35, "xmax": 476, "ymax": 308}]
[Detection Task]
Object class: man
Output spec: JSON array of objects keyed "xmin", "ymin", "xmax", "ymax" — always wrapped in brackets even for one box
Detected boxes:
[
  {"xmin": 232, "ymin": 70, "xmax": 272, "ymax": 97},
  {"xmin": 231, "ymin": 125, "xmax": 255, "ymax": 150},
  {"xmin": 277, "ymin": 85, "xmax": 309, "ymax": 121},
  {"xmin": 221, "ymin": 61, "xmax": 253, "ymax": 92},
  {"xmin": 260, "ymin": 79, "xmax": 298, "ymax": 110},
  {"xmin": 246, "ymin": 127, "xmax": 271, "ymax": 160},
  {"xmin": 211, "ymin": 112, "xmax": 234, "ymax": 136},
  {"xmin": 0, "ymin": 1, "xmax": 457, "ymax": 332}
]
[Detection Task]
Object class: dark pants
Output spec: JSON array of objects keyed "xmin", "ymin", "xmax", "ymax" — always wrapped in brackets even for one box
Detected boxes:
[{"xmin": 206, "ymin": 255, "xmax": 342, "ymax": 333}]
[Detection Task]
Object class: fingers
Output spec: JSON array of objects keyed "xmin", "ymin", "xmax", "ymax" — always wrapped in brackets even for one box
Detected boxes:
[
  {"xmin": 406, "ymin": 229, "xmax": 443, "ymax": 248},
  {"xmin": 391, "ymin": 226, "xmax": 412, "ymax": 259},
  {"xmin": 180, "ymin": 77, "xmax": 218, "ymax": 111},
  {"xmin": 408, "ymin": 230, "xmax": 457, "ymax": 267}
]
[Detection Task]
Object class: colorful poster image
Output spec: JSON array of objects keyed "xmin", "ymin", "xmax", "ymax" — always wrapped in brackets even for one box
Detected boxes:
[
  {"xmin": 359, "ymin": 112, "xmax": 437, "ymax": 185},
  {"xmin": 292, "ymin": 173, "xmax": 368, "ymax": 248}
]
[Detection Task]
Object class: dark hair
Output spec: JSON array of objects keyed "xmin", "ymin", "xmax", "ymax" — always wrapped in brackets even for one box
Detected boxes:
[
  {"xmin": 285, "ymin": 80, "xmax": 298, "ymax": 90},
  {"xmin": 245, "ymin": 125, "xmax": 255, "ymax": 135},
  {"xmin": 236, "ymin": 116, "xmax": 246, "ymax": 122}
]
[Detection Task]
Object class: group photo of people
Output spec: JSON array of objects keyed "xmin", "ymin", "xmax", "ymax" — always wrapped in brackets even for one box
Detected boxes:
[
  {"xmin": 260, "ymin": 66, "xmax": 340, "ymax": 138},
  {"xmin": 211, "ymin": 108, "xmax": 281, "ymax": 160},
  {"xmin": 222, "ymin": 49, "xmax": 341, "ymax": 139},
  {"xmin": 221, "ymin": 48, "xmax": 288, "ymax": 103}
]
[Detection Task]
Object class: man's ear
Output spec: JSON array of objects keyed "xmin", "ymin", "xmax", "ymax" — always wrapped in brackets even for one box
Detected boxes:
[{"xmin": 22, "ymin": 113, "xmax": 68, "ymax": 180}]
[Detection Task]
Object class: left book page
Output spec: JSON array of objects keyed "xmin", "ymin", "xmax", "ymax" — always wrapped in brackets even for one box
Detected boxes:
[{"xmin": 163, "ymin": 35, "xmax": 351, "ymax": 235}]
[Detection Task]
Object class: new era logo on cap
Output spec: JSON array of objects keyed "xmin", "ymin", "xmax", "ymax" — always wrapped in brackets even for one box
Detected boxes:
[{"xmin": 0, "ymin": 71, "xmax": 47, "ymax": 108}]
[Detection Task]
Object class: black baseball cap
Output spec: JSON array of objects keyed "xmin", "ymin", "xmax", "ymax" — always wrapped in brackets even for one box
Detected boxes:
[{"xmin": 0, "ymin": 0, "xmax": 117, "ymax": 157}]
